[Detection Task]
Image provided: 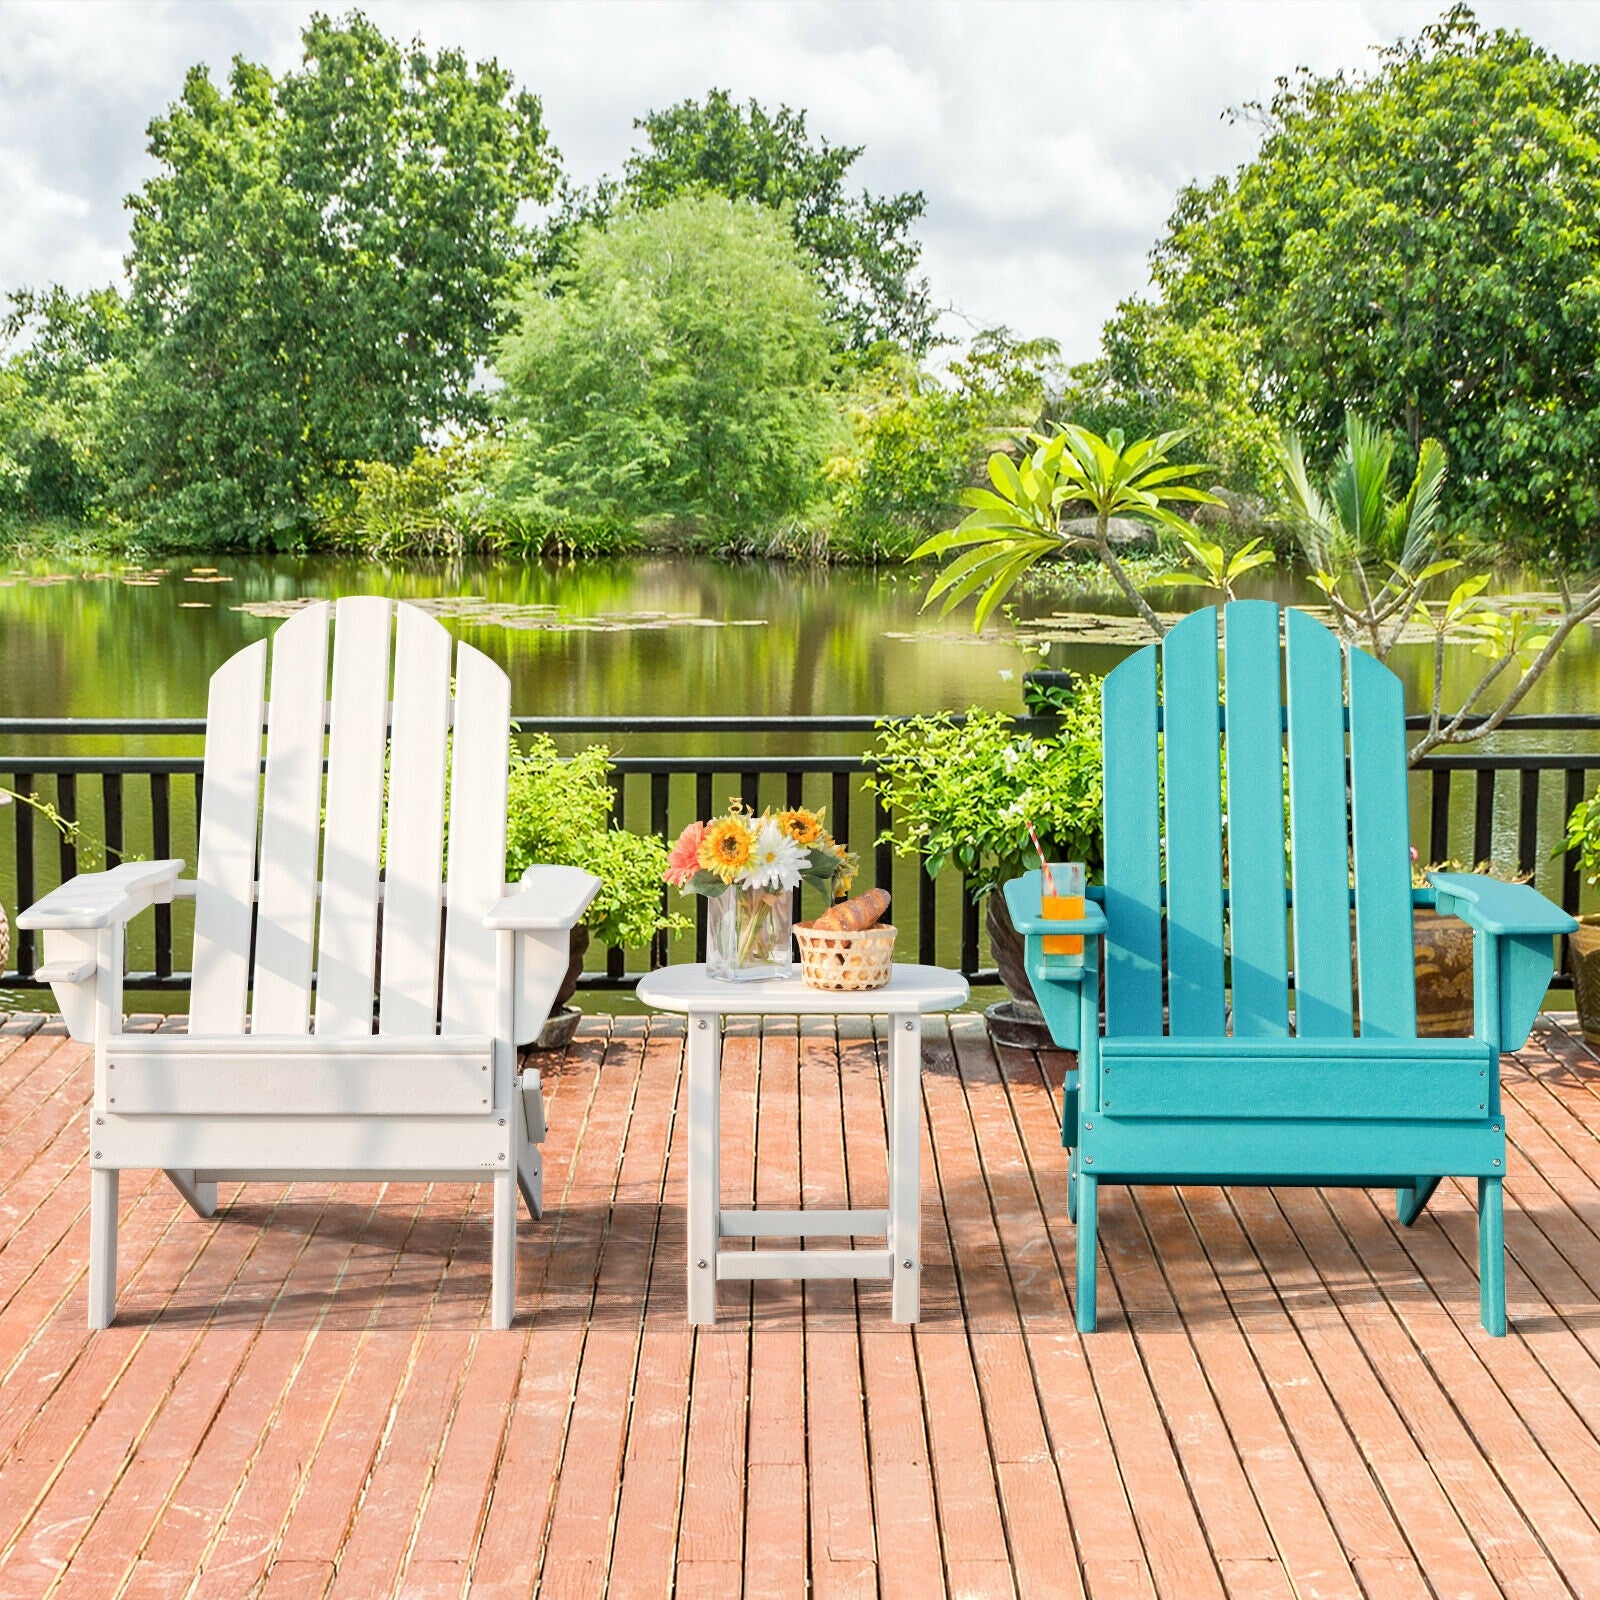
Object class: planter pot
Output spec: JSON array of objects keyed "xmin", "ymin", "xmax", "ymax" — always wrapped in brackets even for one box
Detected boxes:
[
  {"xmin": 519, "ymin": 925, "xmax": 590, "ymax": 1058},
  {"xmin": 1411, "ymin": 908, "xmax": 1475, "ymax": 1038},
  {"xmin": 983, "ymin": 894, "xmax": 1058, "ymax": 1048},
  {"xmin": 984, "ymin": 998, "xmax": 1058, "ymax": 1050},
  {"xmin": 530, "ymin": 1004, "xmax": 583, "ymax": 1052},
  {"xmin": 1567, "ymin": 916, "xmax": 1600, "ymax": 1046},
  {"xmin": 985, "ymin": 891, "xmax": 1038, "ymax": 1007}
]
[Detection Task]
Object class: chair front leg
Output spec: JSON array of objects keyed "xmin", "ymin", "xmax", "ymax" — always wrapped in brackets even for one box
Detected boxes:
[
  {"xmin": 1479, "ymin": 1176, "xmax": 1506, "ymax": 1336},
  {"xmin": 88, "ymin": 1166, "xmax": 119, "ymax": 1330},
  {"xmin": 1075, "ymin": 1171, "xmax": 1098, "ymax": 1333}
]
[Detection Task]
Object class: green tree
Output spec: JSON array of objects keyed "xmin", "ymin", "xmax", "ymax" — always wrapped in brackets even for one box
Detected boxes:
[
  {"xmin": 0, "ymin": 287, "xmax": 133, "ymax": 522},
  {"xmin": 827, "ymin": 328, "xmax": 1059, "ymax": 558},
  {"xmin": 495, "ymin": 194, "xmax": 837, "ymax": 537},
  {"xmin": 120, "ymin": 11, "xmax": 557, "ymax": 547},
  {"xmin": 1127, "ymin": 5, "xmax": 1600, "ymax": 561},
  {"xmin": 1059, "ymin": 302, "xmax": 1281, "ymax": 500},
  {"xmin": 545, "ymin": 89, "xmax": 933, "ymax": 356}
]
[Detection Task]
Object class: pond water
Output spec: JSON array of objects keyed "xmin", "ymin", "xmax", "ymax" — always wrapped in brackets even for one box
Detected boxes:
[{"xmin": 3, "ymin": 552, "xmax": 1598, "ymax": 744}]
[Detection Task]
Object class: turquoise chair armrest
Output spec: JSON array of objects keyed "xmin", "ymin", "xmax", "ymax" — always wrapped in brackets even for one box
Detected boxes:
[
  {"xmin": 1425, "ymin": 872, "xmax": 1577, "ymax": 937},
  {"xmin": 1002, "ymin": 870, "xmax": 1105, "ymax": 1056},
  {"xmin": 1002, "ymin": 870, "xmax": 1109, "ymax": 939},
  {"xmin": 1424, "ymin": 872, "xmax": 1574, "ymax": 1051}
]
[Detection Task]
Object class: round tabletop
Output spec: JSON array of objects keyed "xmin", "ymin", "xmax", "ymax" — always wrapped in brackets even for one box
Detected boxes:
[{"xmin": 635, "ymin": 963, "xmax": 970, "ymax": 1017}]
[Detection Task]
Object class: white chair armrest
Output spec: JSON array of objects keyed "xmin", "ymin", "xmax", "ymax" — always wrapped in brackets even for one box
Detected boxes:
[
  {"xmin": 17, "ymin": 860, "xmax": 186, "ymax": 931},
  {"xmin": 485, "ymin": 865, "xmax": 602, "ymax": 931}
]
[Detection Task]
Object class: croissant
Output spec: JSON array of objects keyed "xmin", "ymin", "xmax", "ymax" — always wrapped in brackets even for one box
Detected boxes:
[{"xmin": 811, "ymin": 887, "xmax": 890, "ymax": 932}]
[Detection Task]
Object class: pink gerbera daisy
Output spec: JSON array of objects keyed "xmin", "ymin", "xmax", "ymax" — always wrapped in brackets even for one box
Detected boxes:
[{"xmin": 664, "ymin": 820, "xmax": 708, "ymax": 887}]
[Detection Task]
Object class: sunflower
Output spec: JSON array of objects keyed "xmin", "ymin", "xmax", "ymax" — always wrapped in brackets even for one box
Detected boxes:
[
  {"xmin": 776, "ymin": 806, "xmax": 825, "ymax": 847},
  {"xmin": 699, "ymin": 816, "xmax": 755, "ymax": 883}
]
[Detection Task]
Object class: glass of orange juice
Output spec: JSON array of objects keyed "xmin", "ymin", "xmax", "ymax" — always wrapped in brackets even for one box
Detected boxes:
[{"xmin": 1041, "ymin": 862, "xmax": 1086, "ymax": 958}]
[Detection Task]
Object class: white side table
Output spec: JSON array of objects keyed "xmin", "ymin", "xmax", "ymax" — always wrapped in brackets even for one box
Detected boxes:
[{"xmin": 635, "ymin": 963, "xmax": 969, "ymax": 1324}]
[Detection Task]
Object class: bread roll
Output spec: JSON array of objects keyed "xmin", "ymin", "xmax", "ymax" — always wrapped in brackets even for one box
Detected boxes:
[{"xmin": 811, "ymin": 888, "xmax": 890, "ymax": 932}]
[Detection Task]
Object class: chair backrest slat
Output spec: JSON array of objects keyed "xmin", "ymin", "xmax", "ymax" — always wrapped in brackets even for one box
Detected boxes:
[
  {"xmin": 379, "ymin": 604, "xmax": 452, "ymax": 1036},
  {"xmin": 1160, "ymin": 609, "xmax": 1226, "ymax": 1036},
  {"xmin": 1100, "ymin": 602, "xmax": 1417, "ymax": 1043},
  {"xmin": 1102, "ymin": 644, "xmax": 1164, "ymax": 1035},
  {"xmin": 440, "ymin": 641, "xmax": 511, "ymax": 1036},
  {"xmin": 190, "ymin": 641, "xmax": 267, "ymax": 1036},
  {"xmin": 314, "ymin": 597, "xmax": 394, "ymax": 1036},
  {"xmin": 1221, "ymin": 602, "xmax": 1291, "ymax": 1037},
  {"xmin": 1348, "ymin": 647, "xmax": 1418, "ymax": 1038},
  {"xmin": 1284, "ymin": 608, "xmax": 1355, "ymax": 1037},
  {"xmin": 251, "ymin": 603, "xmax": 331, "ymax": 1036}
]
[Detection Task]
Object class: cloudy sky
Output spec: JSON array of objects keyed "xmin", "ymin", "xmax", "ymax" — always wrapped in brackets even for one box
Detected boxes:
[{"xmin": 4, "ymin": 0, "xmax": 1599, "ymax": 363}]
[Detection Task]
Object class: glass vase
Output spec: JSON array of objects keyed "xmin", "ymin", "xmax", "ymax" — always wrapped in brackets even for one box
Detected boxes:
[{"xmin": 706, "ymin": 885, "xmax": 794, "ymax": 981}]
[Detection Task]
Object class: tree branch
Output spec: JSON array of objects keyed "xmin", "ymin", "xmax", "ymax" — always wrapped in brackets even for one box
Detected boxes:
[
  {"xmin": 1407, "ymin": 583, "xmax": 1600, "ymax": 762},
  {"xmin": 1095, "ymin": 513, "xmax": 1168, "ymax": 639}
]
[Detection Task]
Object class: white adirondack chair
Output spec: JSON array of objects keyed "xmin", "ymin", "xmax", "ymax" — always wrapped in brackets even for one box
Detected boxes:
[{"xmin": 18, "ymin": 597, "xmax": 599, "ymax": 1330}]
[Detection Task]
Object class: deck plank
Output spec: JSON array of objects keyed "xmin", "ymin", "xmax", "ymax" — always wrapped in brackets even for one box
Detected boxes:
[
  {"xmin": 3, "ymin": 1011, "xmax": 1600, "ymax": 1597},
  {"xmin": 741, "ymin": 1018, "xmax": 810, "ymax": 1600}
]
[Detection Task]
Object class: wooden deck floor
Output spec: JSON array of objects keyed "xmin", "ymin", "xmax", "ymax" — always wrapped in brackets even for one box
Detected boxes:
[{"xmin": 3, "ymin": 1010, "xmax": 1600, "ymax": 1598}]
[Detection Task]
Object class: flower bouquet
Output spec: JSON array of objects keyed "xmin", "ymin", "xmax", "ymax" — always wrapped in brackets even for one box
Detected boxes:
[{"xmin": 664, "ymin": 803, "xmax": 857, "ymax": 981}]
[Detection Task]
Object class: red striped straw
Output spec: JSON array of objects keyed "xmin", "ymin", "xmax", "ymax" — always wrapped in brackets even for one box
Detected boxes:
[{"xmin": 1025, "ymin": 822, "xmax": 1057, "ymax": 896}]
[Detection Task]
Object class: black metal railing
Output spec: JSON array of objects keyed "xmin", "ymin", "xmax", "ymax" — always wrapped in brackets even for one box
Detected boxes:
[{"xmin": 3, "ymin": 712, "xmax": 1598, "ymax": 997}]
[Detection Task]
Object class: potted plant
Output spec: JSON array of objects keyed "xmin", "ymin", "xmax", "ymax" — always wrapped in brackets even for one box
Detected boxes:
[
  {"xmin": 868, "ymin": 698, "xmax": 1102, "ymax": 1041},
  {"xmin": 505, "ymin": 735, "xmax": 686, "ymax": 1050},
  {"xmin": 1558, "ymin": 793, "xmax": 1600, "ymax": 1044}
]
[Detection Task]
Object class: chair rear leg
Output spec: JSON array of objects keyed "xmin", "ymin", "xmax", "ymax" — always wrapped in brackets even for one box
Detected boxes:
[
  {"xmin": 1075, "ymin": 1171, "xmax": 1098, "ymax": 1333},
  {"xmin": 1396, "ymin": 1177, "xmax": 1442, "ymax": 1226},
  {"xmin": 518, "ymin": 1076, "xmax": 545, "ymax": 1220},
  {"xmin": 517, "ymin": 1145, "xmax": 544, "ymax": 1221},
  {"xmin": 88, "ymin": 1168, "xmax": 119, "ymax": 1330},
  {"xmin": 1479, "ymin": 1176, "xmax": 1506, "ymax": 1336},
  {"xmin": 1067, "ymin": 1146, "xmax": 1079, "ymax": 1223},
  {"xmin": 165, "ymin": 1169, "xmax": 218, "ymax": 1218}
]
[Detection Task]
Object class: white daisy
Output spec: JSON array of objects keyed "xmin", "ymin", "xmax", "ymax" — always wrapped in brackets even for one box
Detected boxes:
[{"xmin": 738, "ymin": 818, "xmax": 809, "ymax": 892}]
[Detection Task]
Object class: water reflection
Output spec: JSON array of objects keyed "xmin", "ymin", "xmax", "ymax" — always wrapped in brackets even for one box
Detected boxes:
[{"xmin": 1, "ymin": 552, "xmax": 1596, "ymax": 758}]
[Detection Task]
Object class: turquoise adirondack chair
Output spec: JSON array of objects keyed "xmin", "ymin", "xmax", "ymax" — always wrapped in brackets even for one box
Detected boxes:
[{"xmin": 1005, "ymin": 602, "xmax": 1576, "ymax": 1335}]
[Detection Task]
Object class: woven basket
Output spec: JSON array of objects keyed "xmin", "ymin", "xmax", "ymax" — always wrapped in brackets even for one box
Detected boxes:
[{"xmin": 793, "ymin": 920, "xmax": 895, "ymax": 991}]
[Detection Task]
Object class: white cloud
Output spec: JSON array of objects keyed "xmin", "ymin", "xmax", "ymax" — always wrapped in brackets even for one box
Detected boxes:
[{"xmin": 2, "ymin": 0, "xmax": 1599, "ymax": 360}]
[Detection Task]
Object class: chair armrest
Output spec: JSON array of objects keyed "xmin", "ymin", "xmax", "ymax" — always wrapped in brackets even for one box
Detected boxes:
[
  {"xmin": 1002, "ymin": 870, "xmax": 1109, "ymax": 938},
  {"xmin": 17, "ymin": 860, "xmax": 185, "ymax": 931},
  {"xmin": 485, "ymin": 864, "xmax": 602, "ymax": 931},
  {"xmin": 1425, "ymin": 872, "xmax": 1578, "ymax": 937}
]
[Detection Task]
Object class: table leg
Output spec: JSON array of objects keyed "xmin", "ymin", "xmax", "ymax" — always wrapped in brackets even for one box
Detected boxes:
[
  {"xmin": 687, "ymin": 1012, "xmax": 721, "ymax": 1324},
  {"xmin": 890, "ymin": 1014, "xmax": 921, "ymax": 1322}
]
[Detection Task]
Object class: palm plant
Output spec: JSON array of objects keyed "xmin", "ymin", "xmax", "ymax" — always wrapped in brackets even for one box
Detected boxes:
[
  {"xmin": 1280, "ymin": 412, "xmax": 1451, "ymax": 661},
  {"xmin": 914, "ymin": 425, "xmax": 1221, "ymax": 635},
  {"xmin": 1280, "ymin": 412, "xmax": 1600, "ymax": 762}
]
